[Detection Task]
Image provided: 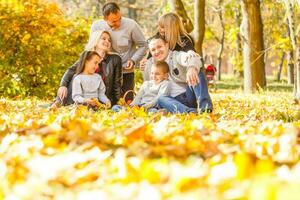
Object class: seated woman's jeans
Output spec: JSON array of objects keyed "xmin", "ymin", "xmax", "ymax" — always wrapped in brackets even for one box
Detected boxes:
[{"xmin": 157, "ymin": 71, "xmax": 213, "ymax": 114}]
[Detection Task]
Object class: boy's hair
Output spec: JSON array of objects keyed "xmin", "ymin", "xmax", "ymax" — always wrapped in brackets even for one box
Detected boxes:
[
  {"xmin": 76, "ymin": 51, "xmax": 100, "ymax": 74},
  {"xmin": 102, "ymin": 2, "xmax": 120, "ymax": 17},
  {"xmin": 153, "ymin": 61, "xmax": 169, "ymax": 73}
]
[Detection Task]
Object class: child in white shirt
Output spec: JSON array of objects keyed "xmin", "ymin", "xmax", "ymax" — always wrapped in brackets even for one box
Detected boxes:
[
  {"xmin": 112, "ymin": 61, "xmax": 169, "ymax": 112},
  {"xmin": 72, "ymin": 51, "xmax": 111, "ymax": 109}
]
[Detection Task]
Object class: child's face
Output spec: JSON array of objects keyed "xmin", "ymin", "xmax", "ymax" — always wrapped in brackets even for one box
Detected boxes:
[
  {"xmin": 84, "ymin": 55, "xmax": 101, "ymax": 74},
  {"xmin": 150, "ymin": 66, "xmax": 168, "ymax": 84}
]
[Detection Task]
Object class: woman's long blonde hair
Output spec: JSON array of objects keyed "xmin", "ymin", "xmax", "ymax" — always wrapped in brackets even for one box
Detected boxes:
[
  {"xmin": 158, "ymin": 12, "xmax": 192, "ymax": 50},
  {"xmin": 85, "ymin": 30, "xmax": 111, "ymax": 52}
]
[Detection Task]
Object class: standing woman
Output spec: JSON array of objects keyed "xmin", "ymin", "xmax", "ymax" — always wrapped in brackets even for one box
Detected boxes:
[
  {"xmin": 157, "ymin": 12, "xmax": 195, "ymax": 53},
  {"xmin": 142, "ymin": 12, "xmax": 199, "ymax": 80},
  {"xmin": 53, "ymin": 30, "xmax": 122, "ymax": 107}
]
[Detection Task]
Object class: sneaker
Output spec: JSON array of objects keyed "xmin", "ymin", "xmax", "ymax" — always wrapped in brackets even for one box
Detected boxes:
[
  {"xmin": 49, "ymin": 100, "xmax": 61, "ymax": 110},
  {"xmin": 112, "ymin": 105, "xmax": 123, "ymax": 112}
]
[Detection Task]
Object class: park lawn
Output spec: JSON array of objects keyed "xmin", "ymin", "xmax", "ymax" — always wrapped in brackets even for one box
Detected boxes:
[{"xmin": 0, "ymin": 85, "xmax": 300, "ymax": 199}]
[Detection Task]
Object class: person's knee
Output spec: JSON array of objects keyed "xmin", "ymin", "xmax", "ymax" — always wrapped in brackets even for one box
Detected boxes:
[
  {"xmin": 198, "ymin": 71, "xmax": 207, "ymax": 82},
  {"xmin": 157, "ymin": 95, "xmax": 169, "ymax": 108}
]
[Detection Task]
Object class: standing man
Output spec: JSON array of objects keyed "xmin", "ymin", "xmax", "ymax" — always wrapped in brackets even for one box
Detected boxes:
[{"xmin": 89, "ymin": 2, "xmax": 147, "ymax": 101}]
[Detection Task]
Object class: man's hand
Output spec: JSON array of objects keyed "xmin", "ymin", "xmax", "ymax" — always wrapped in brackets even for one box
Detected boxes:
[
  {"xmin": 139, "ymin": 58, "xmax": 147, "ymax": 71},
  {"xmin": 58, "ymin": 86, "xmax": 68, "ymax": 101},
  {"xmin": 124, "ymin": 59, "xmax": 135, "ymax": 70},
  {"xmin": 186, "ymin": 67, "xmax": 199, "ymax": 86},
  {"xmin": 184, "ymin": 50, "xmax": 200, "ymax": 64}
]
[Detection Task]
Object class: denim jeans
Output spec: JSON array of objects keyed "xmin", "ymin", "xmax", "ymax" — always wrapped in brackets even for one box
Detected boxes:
[
  {"xmin": 157, "ymin": 71, "xmax": 213, "ymax": 114},
  {"xmin": 111, "ymin": 104, "xmax": 158, "ymax": 114}
]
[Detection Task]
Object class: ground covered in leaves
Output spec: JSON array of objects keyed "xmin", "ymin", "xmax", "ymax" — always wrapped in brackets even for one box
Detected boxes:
[{"xmin": 1, "ymin": 90, "xmax": 300, "ymax": 199}]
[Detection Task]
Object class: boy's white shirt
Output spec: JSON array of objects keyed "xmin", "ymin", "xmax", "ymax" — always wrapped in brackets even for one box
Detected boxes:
[
  {"xmin": 143, "ymin": 50, "xmax": 202, "ymax": 97},
  {"xmin": 131, "ymin": 79, "xmax": 170, "ymax": 108}
]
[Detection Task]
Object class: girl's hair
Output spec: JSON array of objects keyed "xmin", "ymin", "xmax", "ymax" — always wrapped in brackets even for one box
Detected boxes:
[
  {"xmin": 85, "ymin": 30, "xmax": 111, "ymax": 52},
  {"xmin": 158, "ymin": 12, "xmax": 192, "ymax": 50},
  {"xmin": 76, "ymin": 51, "xmax": 100, "ymax": 74}
]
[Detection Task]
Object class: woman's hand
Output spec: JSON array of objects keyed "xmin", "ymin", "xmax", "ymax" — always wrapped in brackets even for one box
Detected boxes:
[
  {"xmin": 124, "ymin": 59, "xmax": 135, "ymax": 70},
  {"xmin": 139, "ymin": 58, "xmax": 147, "ymax": 71},
  {"xmin": 57, "ymin": 86, "xmax": 68, "ymax": 101},
  {"xmin": 86, "ymin": 98, "xmax": 99, "ymax": 107}
]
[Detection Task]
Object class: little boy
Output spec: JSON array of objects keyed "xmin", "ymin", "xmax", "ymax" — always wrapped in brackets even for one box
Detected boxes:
[
  {"xmin": 131, "ymin": 60, "xmax": 170, "ymax": 109},
  {"xmin": 112, "ymin": 61, "xmax": 170, "ymax": 112}
]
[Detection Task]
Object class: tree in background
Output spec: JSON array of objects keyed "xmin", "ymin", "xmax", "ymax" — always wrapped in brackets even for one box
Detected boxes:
[
  {"xmin": 241, "ymin": 0, "xmax": 266, "ymax": 92},
  {"xmin": 194, "ymin": 0, "xmax": 206, "ymax": 58},
  {"xmin": 168, "ymin": 0, "xmax": 194, "ymax": 33},
  {"xmin": 128, "ymin": 0, "xmax": 137, "ymax": 20},
  {"xmin": 283, "ymin": 0, "xmax": 300, "ymax": 100},
  {"xmin": 212, "ymin": 0, "xmax": 225, "ymax": 81},
  {"xmin": 233, "ymin": 3, "xmax": 243, "ymax": 77},
  {"xmin": 0, "ymin": 0, "xmax": 89, "ymax": 97}
]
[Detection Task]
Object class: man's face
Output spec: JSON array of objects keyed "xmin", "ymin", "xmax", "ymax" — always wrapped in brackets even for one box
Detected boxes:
[
  {"xmin": 104, "ymin": 11, "xmax": 121, "ymax": 29},
  {"xmin": 149, "ymin": 39, "xmax": 169, "ymax": 61}
]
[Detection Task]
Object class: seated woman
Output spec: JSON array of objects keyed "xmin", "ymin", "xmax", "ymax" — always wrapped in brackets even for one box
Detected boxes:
[{"xmin": 52, "ymin": 30, "xmax": 122, "ymax": 108}]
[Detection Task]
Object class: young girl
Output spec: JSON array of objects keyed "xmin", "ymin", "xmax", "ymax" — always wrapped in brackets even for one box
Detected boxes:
[{"xmin": 72, "ymin": 51, "xmax": 111, "ymax": 108}]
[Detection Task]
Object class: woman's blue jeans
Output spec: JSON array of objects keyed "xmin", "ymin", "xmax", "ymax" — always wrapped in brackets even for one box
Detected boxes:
[{"xmin": 157, "ymin": 71, "xmax": 213, "ymax": 114}]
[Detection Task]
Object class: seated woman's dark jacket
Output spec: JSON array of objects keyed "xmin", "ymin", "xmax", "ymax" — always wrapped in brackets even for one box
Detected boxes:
[{"xmin": 60, "ymin": 53, "xmax": 122, "ymax": 105}]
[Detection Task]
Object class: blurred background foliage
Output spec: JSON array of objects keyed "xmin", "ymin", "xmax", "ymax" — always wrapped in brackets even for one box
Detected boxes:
[{"xmin": 0, "ymin": 0, "xmax": 90, "ymax": 98}]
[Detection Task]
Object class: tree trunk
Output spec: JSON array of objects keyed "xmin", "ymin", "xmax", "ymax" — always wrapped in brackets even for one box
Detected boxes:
[
  {"xmin": 168, "ymin": 0, "xmax": 194, "ymax": 33},
  {"xmin": 284, "ymin": 0, "xmax": 299, "ymax": 99},
  {"xmin": 241, "ymin": 0, "xmax": 266, "ymax": 93},
  {"xmin": 216, "ymin": 0, "xmax": 224, "ymax": 81},
  {"xmin": 194, "ymin": 0, "xmax": 205, "ymax": 57},
  {"xmin": 286, "ymin": 18, "xmax": 294, "ymax": 84},
  {"xmin": 128, "ymin": 0, "xmax": 137, "ymax": 20},
  {"xmin": 287, "ymin": 50, "xmax": 294, "ymax": 84},
  {"xmin": 295, "ymin": 47, "xmax": 300, "ymax": 100},
  {"xmin": 234, "ymin": 4, "xmax": 243, "ymax": 77},
  {"xmin": 277, "ymin": 52, "xmax": 285, "ymax": 82}
]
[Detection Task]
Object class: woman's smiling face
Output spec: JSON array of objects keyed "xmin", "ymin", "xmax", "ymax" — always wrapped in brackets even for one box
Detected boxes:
[{"xmin": 96, "ymin": 32, "xmax": 111, "ymax": 52}]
